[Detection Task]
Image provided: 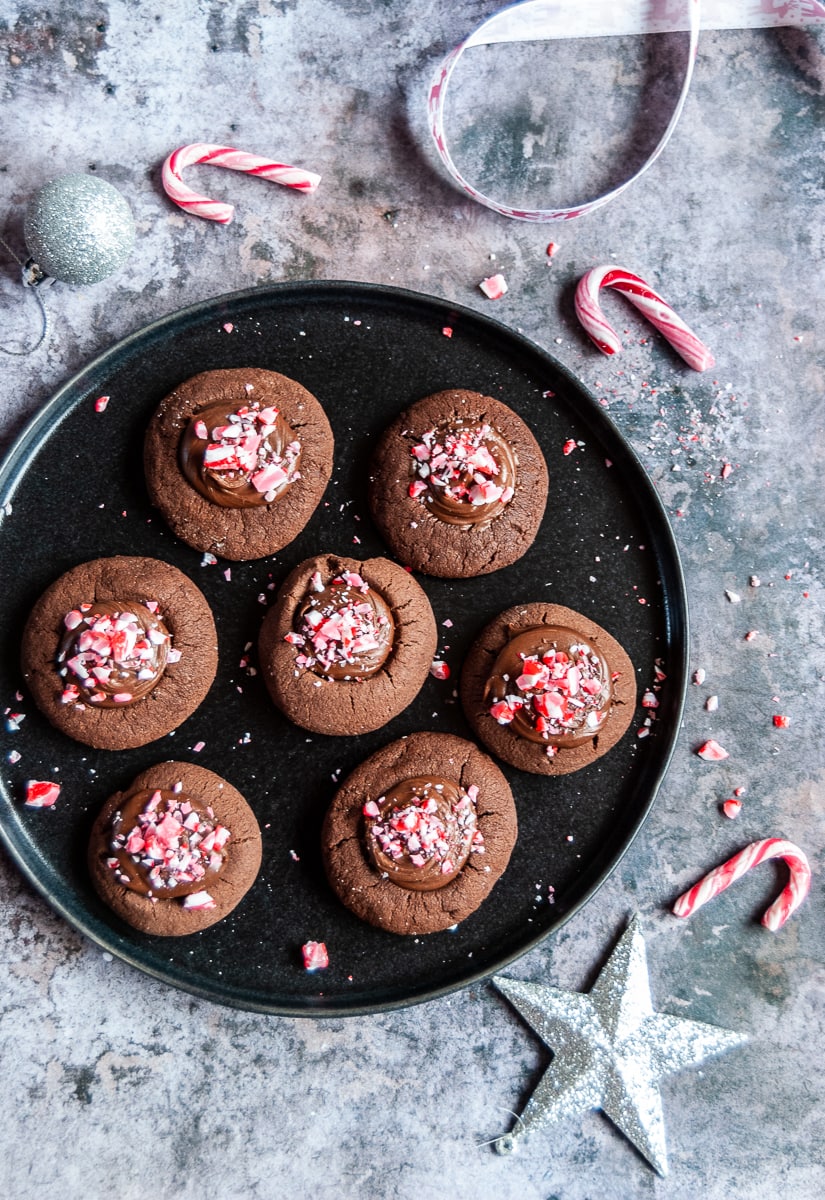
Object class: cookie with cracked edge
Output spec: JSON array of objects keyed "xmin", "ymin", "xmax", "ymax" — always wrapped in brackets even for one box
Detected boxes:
[
  {"xmin": 144, "ymin": 367, "xmax": 334, "ymax": 561},
  {"xmin": 21, "ymin": 555, "xmax": 218, "ymax": 751},
  {"xmin": 259, "ymin": 552, "xmax": 437, "ymax": 736},
  {"xmin": 321, "ymin": 732, "xmax": 517, "ymax": 935},
  {"xmin": 88, "ymin": 760, "xmax": 262, "ymax": 936},
  {"xmin": 368, "ymin": 389, "xmax": 548, "ymax": 578},
  {"xmin": 460, "ymin": 602, "xmax": 637, "ymax": 776}
]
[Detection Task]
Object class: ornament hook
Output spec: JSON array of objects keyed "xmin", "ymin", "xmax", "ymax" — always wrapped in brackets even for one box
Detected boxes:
[{"xmin": 0, "ymin": 236, "xmax": 49, "ymax": 357}]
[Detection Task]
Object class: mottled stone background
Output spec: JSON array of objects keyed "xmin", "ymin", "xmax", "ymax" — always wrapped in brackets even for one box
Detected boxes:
[{"xmin": 0, "ymin": 4, "xmax": 823, "ymax": 1198}]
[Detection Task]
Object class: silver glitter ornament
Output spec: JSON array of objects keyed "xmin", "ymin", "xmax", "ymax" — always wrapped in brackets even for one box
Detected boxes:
[
  {"xmin": 23, "ymin": 173, "xmax": 135, "ymax": 285},
  {"xmin": 492, "ymin": 914, "xmax": 747, "ymax": 1176}
]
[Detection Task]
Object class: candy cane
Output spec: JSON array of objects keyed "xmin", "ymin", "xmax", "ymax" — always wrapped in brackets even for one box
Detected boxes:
[
  {"xmin": 574, "ymin": 265, "xmax": 715, "ymax": 372},
  {"xmin": 672, "ymin": 838, "xmax": 811, "ymax": 931},
  {"xmin": 162, "ymin": 143, "xmax": 321, "ymax": 224}
]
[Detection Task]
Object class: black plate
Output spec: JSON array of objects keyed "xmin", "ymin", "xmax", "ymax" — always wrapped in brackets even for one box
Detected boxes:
[{"xmin": 0, "ymin": 281, "xmax": 687, "ymax": 1015}]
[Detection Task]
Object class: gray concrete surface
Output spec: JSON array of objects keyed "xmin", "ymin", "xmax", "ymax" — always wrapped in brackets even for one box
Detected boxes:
[{"xmin": 0, "ymin": 4, "xmax": 823, "ymax": 1197}]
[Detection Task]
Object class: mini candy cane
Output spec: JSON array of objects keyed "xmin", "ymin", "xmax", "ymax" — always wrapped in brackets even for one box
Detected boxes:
[
  {"xmin": 574, "ymin": 265, "xmax": 715, "ymax": 372},
  {"xmin": 162, "ymin": 143, "xmax": 321, "ymax": 224},
  {"xmin": 673, "ymin": 837, "xmax": 811, "ymax": 931}
]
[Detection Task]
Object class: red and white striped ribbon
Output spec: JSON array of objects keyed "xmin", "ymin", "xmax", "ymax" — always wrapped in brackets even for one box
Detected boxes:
[
  {"xmin": 162, "ymin": 143, "xmax": 321, "ymax": 224},
  {"xmin": 428, "ymin": 0, "xmax": 825, "ymax": 221},
  {"xmin": 672, "ymin": 837, "xmax": 811, "ymax": 931}
]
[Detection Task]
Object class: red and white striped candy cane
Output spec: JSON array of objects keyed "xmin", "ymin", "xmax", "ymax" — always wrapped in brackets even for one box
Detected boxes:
[
  {"xmin": 574, "ymin": 264, "xmax": 715, "ymax": 372},
  {"xmin": 672, "ymin": 837, "xmax": 811, "ymax": 931},
  {"xmin": 162, "ymin": 143, "xmax": 321, "ymax": 224}
]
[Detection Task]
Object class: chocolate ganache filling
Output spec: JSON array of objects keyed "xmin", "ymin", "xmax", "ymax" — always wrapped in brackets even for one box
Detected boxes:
[
  {"xmin": 105, "ymin": 787, "xmax": 230, "ymax": 901},
  {"xmin": 484, "ymin": 625, "xmax": 614, "ymax": 749},
  {"xmin": 287, "ymin": 569, "xmax": 395, "ymax": 680},
  {"xmin": 408, "ymin": 420, "xmax": 517, "ymax": 526},
  {"xmin": 57, "ymin": 601, "xmax": 172, "ymax": 708},
  {"xmin": 180, "ymin": 398, "xmax": 301, "ymax": 508},
  {"xmin": 363, "ymin": 775, "xmax": 485, "ymax": 891}
]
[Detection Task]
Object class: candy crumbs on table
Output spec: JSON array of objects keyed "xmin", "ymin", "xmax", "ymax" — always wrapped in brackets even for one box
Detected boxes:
[
  {"xmin": 24, "ymin": 780, "xmax": 60, "ymax": 808},
  {"xmin": 479, "ymin": 273, "xmax": 508, "ymax": 300},
  {"xmin": 721, "ymin": 798, "xmax": 742, "ymax": 819},
  {"xmin": 773, "ymin": 714, "xmax": 790, "ymax": 728},
  {"xmin": 301, "ymin": 941, "xmax": 329, "ymax": 971},
  {"xmin": 672, "ymin": 838, "xmax": 811, "ymax": 931},
  {"xmin": 696, "ymin": 739, "xmax": 729, "ymax": 761},
  {"xmin": 430, "ymin": 660, "xmax": 450, "ymax": 680},
  {"xmin": 94, "ymin": 395, "xmax": 109, "ymax": 413}
]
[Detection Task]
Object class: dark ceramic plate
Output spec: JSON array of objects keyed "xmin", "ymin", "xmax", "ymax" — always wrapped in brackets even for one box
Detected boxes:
[{"xmin": 0, "ymin": 281, "xmax": 687, "ymax": 1015}]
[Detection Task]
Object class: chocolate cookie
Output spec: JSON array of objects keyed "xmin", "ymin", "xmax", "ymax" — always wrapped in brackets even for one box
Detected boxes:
[
  {"xmin": 144, "ymin": 367, "xmax": 334, "ymax": 560},
  {"xmin": 369, "ymin": 389, "xmax": 548, "ymax": 577},
  {"xmin": 258, "ymin": 553, "xmax": 437, "ymax": 736},
  {"xmin": 88, "ymin": 761, "xmax": 262, "ymax": 936},
  {"xmin": 21, "ymin": 556, "xmax": 217, "ymax": 751},
  {"xmin": 461, "ymin": 602, "xmax": 637, "ymax": 776},
  {"xmin": 321, "ymin": 732, "xmax": 517, "ymax": 935}
]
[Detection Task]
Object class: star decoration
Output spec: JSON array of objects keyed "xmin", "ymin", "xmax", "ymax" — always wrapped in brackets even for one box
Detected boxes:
[{"xmin": 492, "ymin": 913, "xmax": 747, "ymax": 1175}]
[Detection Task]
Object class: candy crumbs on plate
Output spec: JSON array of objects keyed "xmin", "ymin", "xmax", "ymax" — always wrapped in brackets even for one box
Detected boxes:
[
  {"xmin": 302, "ymin": 941, "xmax": 329, "ymax": 971},
  {"xmin": 25, "ymin": 780, "xmax": 60, "ymax": 808}
]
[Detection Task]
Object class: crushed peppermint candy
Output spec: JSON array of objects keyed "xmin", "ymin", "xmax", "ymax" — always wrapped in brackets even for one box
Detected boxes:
[
  {"xmin": 288, "ymin": 571, "xmax": 393, "ymax": 679},
  {"xmin": 108, "ymin": 788, "xmax": 231, "ymax": 900},
  {"xmin": 189, "ymin": 401, "xmax": 301, "ymax": 503},
  {"xmin": 479, "ymin": 273, "xmax": 507, "ymax": 300},
  {"xmin": 722, "ymin": 798, "xmax": 742, "ymax": 819},
  {"xmin": 365, "ymin": 779, "xmax": 483, "ymax": 889},
  {"xmin": 773, "ymin": 714, "xmax": 790, "ymax": 728},
  {"xmin": 57, "ymin": 604, "xmax": 171, "ymax": 707},
  {"xmin": 408, "ymin": 422, "xmax": 515, "ymax": 515},
  {"xmin": 24, "ymin": 780, "xmax": 61, "ymax": 808},
  {"xmin": 697, "ymin": 739, "xmax": 729, "ymax": 761},
  {"xmin": 181, "ymin": 890, "xmax": 216, "ymax": 910},
  {"xmin": 488, "ymin": 640, "xmax": 610, "ymax": 741},
  {"xmin": 430, "ymin": 660, "xmax": 450, "ymax": 681},
  {"xmin": 302, "ymin": 941, "xmax": 329, "ymax": 971},
  {"xmin": 94, "ymin": 395, "xmax": 110, "ymax": 413}
]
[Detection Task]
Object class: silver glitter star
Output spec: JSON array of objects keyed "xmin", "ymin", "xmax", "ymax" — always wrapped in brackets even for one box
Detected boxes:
[{"xmin": 492, "ymin": 913, "xmax": 747, "ymax": 1176}]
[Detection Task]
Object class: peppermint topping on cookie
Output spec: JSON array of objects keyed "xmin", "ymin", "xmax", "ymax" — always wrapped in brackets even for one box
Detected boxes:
[
  {"xmin": 57, "ymin": 602, "xmax": 172, "ymax": 708},
  {"xmin": 181, "ymin": 399, "xmax": 301, "ymax": 508},
  {"xmin": 364, "ymin": 775, "xmax": 484, "ymax": 892},
  {"xmin": 288, "ymin": 571, "xmax": 395, "ymax": 681},
  {"xmin": 409, "ymin": 421, "xmax": 517, "ymax": 526},
  {"xmin": 485, "ymin": 626, "xmax": 613, "ymax": 746},
  {"xmin": 108, "ymin": 787, "xmax": 230, "ymax": 900}
]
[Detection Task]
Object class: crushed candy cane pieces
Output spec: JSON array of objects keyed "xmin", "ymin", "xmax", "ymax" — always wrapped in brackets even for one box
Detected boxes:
[
  {"xmin": 479, "ymin": 273, "xmax": 508, "ymax": 300},
  {"xmin": 302, "ymin": 941, "xmax": 329, "ymax": 971},
  {"xmin": 24, "ymin": 780, "xmax": 61, "ymax": 808},
  {"xmin": 697, "ymin": 739, "xmax": 729, "ymax": 761}
]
